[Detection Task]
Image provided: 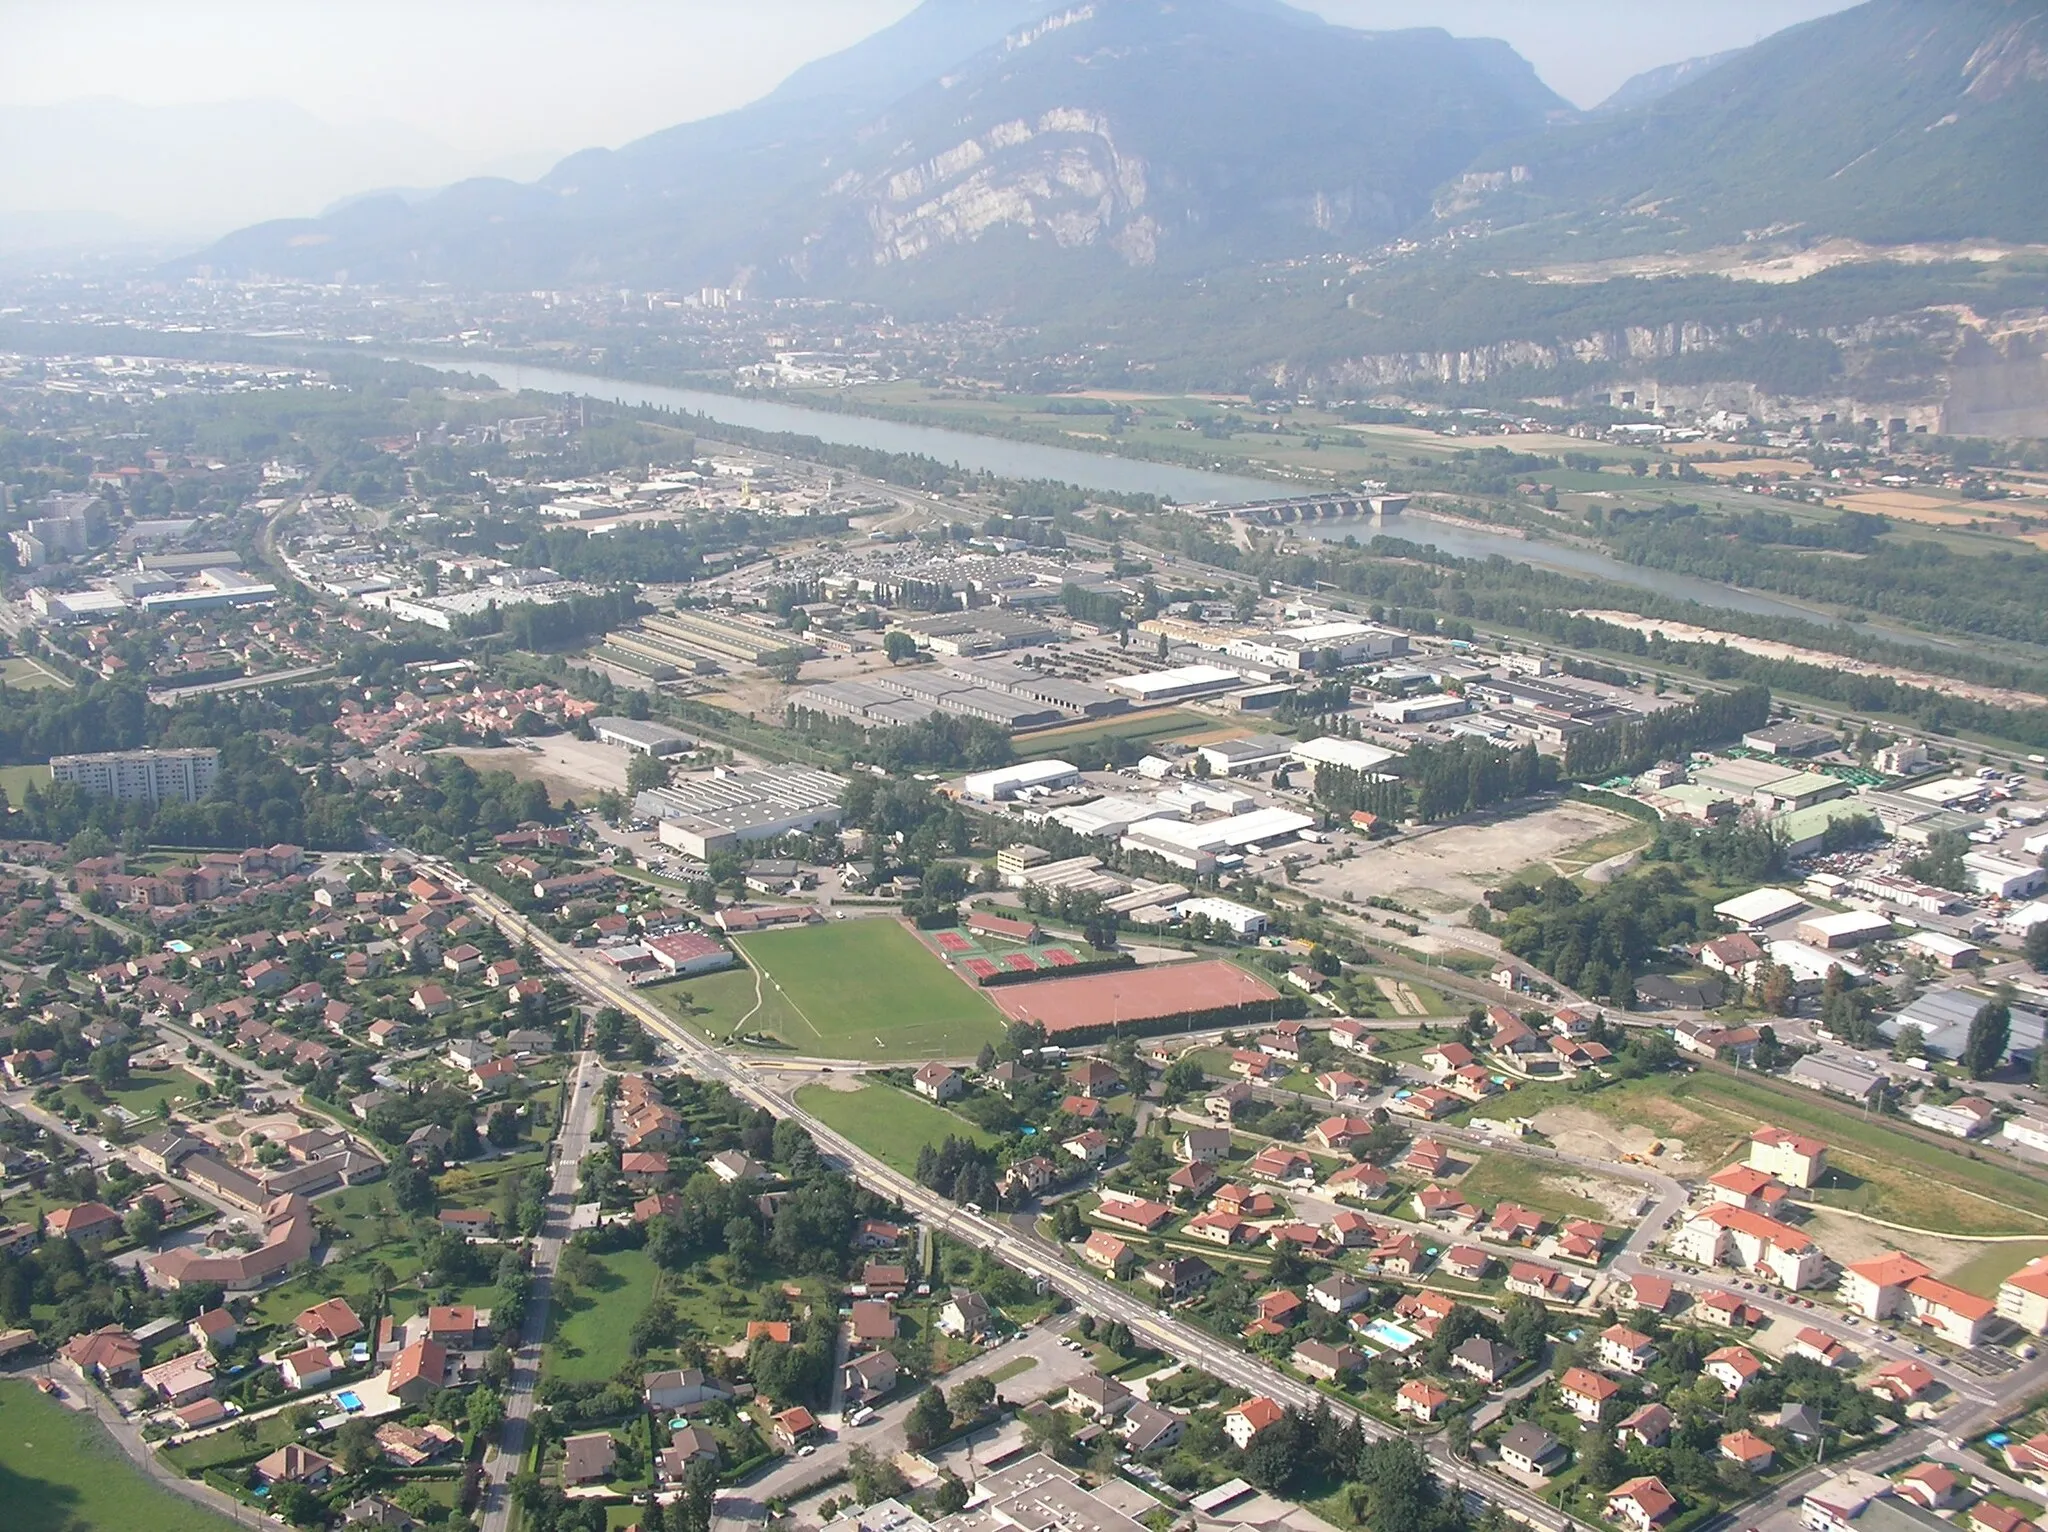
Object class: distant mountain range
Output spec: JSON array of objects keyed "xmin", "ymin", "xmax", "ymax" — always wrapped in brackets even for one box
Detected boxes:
[
  {"xmin": 1590, "ymin": 50, "xmax": 1745, "ymax": 116},
  {"xmin": 193, "ymin": 0, "xmax": 2048, "ymax": 301},
  {"xmin": 0, "ymin": 98, "xmax": 550, "ymax": 246},
  {"xmin": 179, "ymin": 0, "xmax": 2048, "ymax": 431},
  {"xmin": 195, "ymin": 0, "xmax": 1566, "ymax": 293},
  {"xmin": 1452, "ymin": 0, "xmax": 2048, "ymax": 251}
]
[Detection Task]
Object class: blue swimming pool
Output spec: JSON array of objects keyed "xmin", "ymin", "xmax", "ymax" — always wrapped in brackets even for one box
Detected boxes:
[
  {"xmin": 1359, "ymin": 1318, "xmax": 1420, "ymax": 1352},
  {"xmin": 336, "ymin": 1390, "xmax": 364, "ymax": 1411}
]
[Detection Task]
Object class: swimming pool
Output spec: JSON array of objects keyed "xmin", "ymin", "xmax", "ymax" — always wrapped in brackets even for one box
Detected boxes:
[
  {"xmin": 1358, "ymin": 1318, "xmax": 1420, "ymax": 1352},
  {"xmin": 336, "ymin": 1390, "xmax": 364, "ymax": 1412}
]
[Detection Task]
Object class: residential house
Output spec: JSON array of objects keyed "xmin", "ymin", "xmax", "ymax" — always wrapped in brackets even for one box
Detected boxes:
[
  {"xmin": 280, "ymin": 1345, "xmax": 334, "ymax": 1392},
  {"xmin": 1705, "ymin": 1346, "xmax": 1765, "ymax": 1395},
  {"xmin": 1561, "ymin": 1367, "xmax": 1621, "ymax": 1423},
  {"xmin": 842, "ymin": 1350, "xmax": 899, "ymax": 1404},
  {"xmin": 1607, "ymin": 1477, "xmax": 1678, "ymax": 1532},
  {"xmin": 1597, "ymin": 1326, "xmax": 1658, "ymax": 1375},
  {"xmin": 1451, "ymin": 1337, "xmax": 1518, "ymax": 1386},
  {"xmin": 1065, "ymin": 1373, "xmax": 1134, "ymax": 1420},
  {"xmin": 1292, "ymin": 1339, "xmax": 1364, "ymax": 1382},
  {"xmin": 1396, "ymin": 1380, "xmax": 1452, "ymax": 1423},
  {"xmin": 1499, "ymin": 1423, "xmax": 1563, "ymax": 1477},
  {"xmin": 914, "ymin": 1062, "xmax": 964, "ymax": 1102},
  {"xmin": 561, "ymin": 1432, "xmax": 617, "ymax": 1488},
  {"xmin": 1224, "ymin": 1396, "xmax": 1285, "ymax": 1450}
]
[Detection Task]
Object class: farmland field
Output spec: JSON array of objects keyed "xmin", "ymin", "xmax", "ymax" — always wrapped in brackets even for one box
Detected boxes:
[
  {"xmin": 731, "ymin": 918, "xmax": 1004, "ymax": 1060},
  {"xmin": 795, "ymin": 1082, "xmax": 997, "ymax": 1175},
  {"xmin": 0, "ymin": 1378, "xmax": 239, "ymax": 1532}
]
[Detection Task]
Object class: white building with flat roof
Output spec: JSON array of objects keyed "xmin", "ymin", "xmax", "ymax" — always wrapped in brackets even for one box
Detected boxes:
[
  {"xmin": 1713, "ymin": 888, "xmax": 1808, "ymax": 929},
  {"xmin": 1964, "ymin": 852, "xmax": 2047, "ymax": 901},
  {"xmin": 962, "ymin": 760, "xmax": 1080, "ymax": 801},
  {"xmin": 1797, "ymin": 910, "xmax": 1893, "ymax": 949},
  {"xmin": 1104, "ymin": 665, "xmax": 1246, "ymax": 704},
  {"xmin": 1173, "ymin": 896, "xmax": 1268, "ymax": 936},
  {"xmin": 1290, "ymin": 736, "xmax": 1401, "ymax": 774},
  {"xmin": 51, "ymin": 748, "xmax": 219, "ymax": 804},
  {"xmin": 593, "ymin": 717, "xmax": 692, "ymax": 756}
]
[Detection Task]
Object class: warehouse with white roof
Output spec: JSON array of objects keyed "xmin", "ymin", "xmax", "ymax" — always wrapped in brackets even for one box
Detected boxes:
[
  {"xmin": 1290, "ymin": 736, "xmax": 1402, "ymax": 774},
  {"xmin": 1797, "ymin": 910, "xmax": 1894, "ymax": 949},
  {"xmin": 961, "ymin": 760, "xmax": 1081, "ymax": 801},
  {"xmin": 1104, "ymin": 664, "xmax": 1247, "ymax": 703},
  {"xmin": 1713, "ymin": 888, "xmax": 1808, "ymax": 929}
]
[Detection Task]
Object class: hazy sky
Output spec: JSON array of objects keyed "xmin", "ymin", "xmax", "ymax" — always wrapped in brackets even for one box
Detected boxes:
[{"xmin": 2, "ymin": 0, "xmax": 1862, "ymax": 164}]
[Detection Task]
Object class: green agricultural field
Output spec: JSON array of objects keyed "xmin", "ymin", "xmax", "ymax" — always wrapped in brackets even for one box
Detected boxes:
[
  {"xmin": 796, "ymin": 1083, "xmax": 997, "ymax": 1175},
  {"xmin": 731, "ymin": 919, "xmax": 1005, "ymax": 1060},
  {"xmin": 0, "ymin": 1378, "xmax": 240, "ymax": 1532}
]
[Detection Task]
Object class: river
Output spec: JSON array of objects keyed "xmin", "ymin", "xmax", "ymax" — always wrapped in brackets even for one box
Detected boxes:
[{"xmin": 411, "ymin": 355, "xmax": 1955, "ymax": 651}]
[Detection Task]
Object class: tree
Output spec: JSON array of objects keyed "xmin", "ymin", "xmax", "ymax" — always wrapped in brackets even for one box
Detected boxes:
[
  {"xmin": 1965, "ymin": 996, "xmax": 2013, "ymax": 1079},
  {"xmin": 124, "ymin": 1198, "xmax": 163, "ymax": 1245},
  {"xmin": 2026, "ymin": 920, "xmax": 2048, "ymax": 973},
  {"xmin": 884, "ymin": 632, "xmax": 919, "ymax": 665},
  {"xmin": 906, "ymin": 1386, "xmax": 953, "ymax": 1447},
  {"xmin": 627, "ymin": 752, "xmax": 670, "ymax": 795},
  {"xmin": 1903, "ymin": 830, "xmax": 1972, "ymax": 892},
  {"xmin": 954, "ymin": 1374, "xmax": 997, "ymax": 1418},
  {"xmin": 335, "ymin": 1415, "xmax": 381, "ymax": 1473},
  {"xmin": 469, "ymin": 1385, "xmax": 506, "ymax": 1439}
]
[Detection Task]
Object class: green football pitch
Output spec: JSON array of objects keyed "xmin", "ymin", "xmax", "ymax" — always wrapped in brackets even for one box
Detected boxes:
[{"xmin": 732, "ymin": 917, "xmax": 1005, "ymax": 1060}]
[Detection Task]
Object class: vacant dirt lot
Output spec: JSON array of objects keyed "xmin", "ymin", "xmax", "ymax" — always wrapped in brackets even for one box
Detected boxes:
[
  {"xmin": 442, "ymin": 736, "xmax": 633, "ymax": 804},
  {"xmin": 1297, "ymin": 800, "xmax": 1638, "ymax": 916},
  {"xmin": 1532, "ymin": 1105, "xmax": 1700, "ymax": 1175}
]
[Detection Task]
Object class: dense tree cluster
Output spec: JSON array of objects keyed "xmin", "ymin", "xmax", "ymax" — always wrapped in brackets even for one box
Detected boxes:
[
  {"xmin": 1488, "ymin": 866, "xmax": 1716, "ymax": 1002},
  {"xmin": 1564, "ymin": 685, "xmax": 1773, "ymax": 780}
]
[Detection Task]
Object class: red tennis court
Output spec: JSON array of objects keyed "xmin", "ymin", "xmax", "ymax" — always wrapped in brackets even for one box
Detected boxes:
[
  {"xmin": 935, "ymin": 931, "xmax": 972, "ymax": 953},
  {"xmin": 964, "ymin": 957, "xmax": 1000, "ymax": 980},
  {"xmin": 987, "ymin": 959, "xmax": 1281, "ymax": 1034}
]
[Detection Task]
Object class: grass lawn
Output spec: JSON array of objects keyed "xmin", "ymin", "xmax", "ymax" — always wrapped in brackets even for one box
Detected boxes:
[
  {"xmin": 986, "ymin": 1355, "xmax": 1040, "ymax": 1386},
  {"xmin": 646, "ymin": 965, "xmax": 806, "ymax": 1047},
  {"xmin": 732, "ymin": 919, "xmax": 1005, "ymax": 1060},
  {"xmin": 545, "ymin": 1246, "xmax": 662, "ymax": 1384},
  {"xmin": 1, "ymin": 657, "xmax": 69, "ymax": 691},
  {"xmin": 0, "ymin": 763, "xmax": 50, "ymax": 803},
  {"xmin": 59, "ymin": 1072, "xmax": 202, "ymax": 1128},
  {"xmin": 1455, "ymin": 1152, "xmax": 1616, "ymax": 1224},
  {"xmin": 160, "ymin": 1409, "xmax": 301, "ymax": 1475},
  {"xmin": 0, "ymin": 1378, "xmax": 240, "ymax": 1531},
  {"xmin": 795, "ymin": 1082, "xmax": 998, "ymax": 1175},
  {"xmin": 1948, "ymin": 1239, "xmax": 2048, "ymax": 1299}
]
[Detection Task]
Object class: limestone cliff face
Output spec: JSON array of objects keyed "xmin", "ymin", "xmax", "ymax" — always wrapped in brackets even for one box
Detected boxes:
[{"xmin": 776, "ymin": 0, "xmax": 1562, "ymax": 289}]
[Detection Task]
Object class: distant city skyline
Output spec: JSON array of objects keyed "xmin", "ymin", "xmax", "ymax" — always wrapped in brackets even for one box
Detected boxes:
[{"xmin": 0, "ymin": 0, "xmax": 1861, "ymax": 238}]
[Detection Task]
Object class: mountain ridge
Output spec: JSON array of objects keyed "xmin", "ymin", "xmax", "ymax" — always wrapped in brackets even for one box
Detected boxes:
[{"xmin": 193, "ymin": 0, "xmax": 1566, "ymax": 294}]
